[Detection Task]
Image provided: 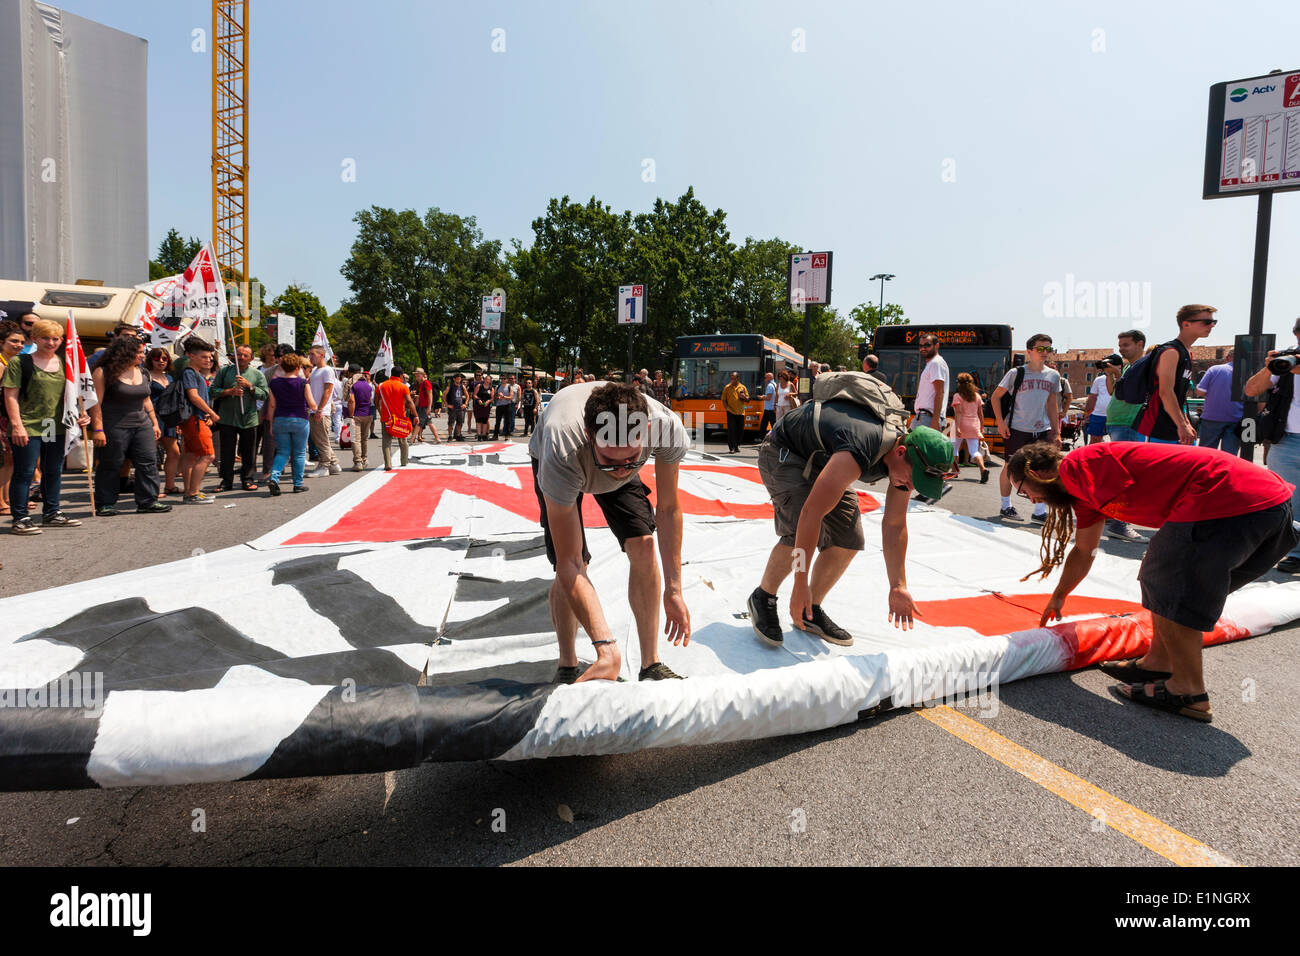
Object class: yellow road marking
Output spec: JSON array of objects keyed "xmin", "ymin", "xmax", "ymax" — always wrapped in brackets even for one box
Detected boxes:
[{"xmin": 915, "ymin": 705, "xmax": 1237, "ymax": 867}]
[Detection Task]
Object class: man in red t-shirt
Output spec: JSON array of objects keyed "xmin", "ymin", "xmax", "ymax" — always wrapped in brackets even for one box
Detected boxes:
[{"xmin": 1009, "ymin": 441, "xmax": 1297, "ymax": 722}]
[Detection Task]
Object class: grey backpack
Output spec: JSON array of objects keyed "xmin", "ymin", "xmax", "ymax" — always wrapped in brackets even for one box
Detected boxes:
[{"xmin": 809, "ymin": 371, "xmax": 909, "ymax": 467}]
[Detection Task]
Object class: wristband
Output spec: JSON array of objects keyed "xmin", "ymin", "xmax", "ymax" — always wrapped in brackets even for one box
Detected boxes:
[
  {"xmin": 590, "ymin": 639, "xmax": 616, "ymax": 647},
  {"xmin": 94, "ymin": 429, "xmax": 105, "ymax": 434}
]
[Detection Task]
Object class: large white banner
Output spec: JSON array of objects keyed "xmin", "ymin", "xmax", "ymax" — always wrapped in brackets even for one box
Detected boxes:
[{"xmin": 134, "ymin": 240, "xmax": 228, "ymax": 355}]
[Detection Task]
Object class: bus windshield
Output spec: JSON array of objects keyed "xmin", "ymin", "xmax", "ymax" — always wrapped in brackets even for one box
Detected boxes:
[
  {"xmin": 675, "ymin": 357, "xmax": 759, "ymax": 400},
  {"xmin": 875, "ymin": 348, "xmax": 1011, "ymax": 408}
]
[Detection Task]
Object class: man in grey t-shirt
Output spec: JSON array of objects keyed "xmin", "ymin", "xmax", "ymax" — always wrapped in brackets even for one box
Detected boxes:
[
  {"xmin": 991, "ymin": 333, "xmax": 1061, "ymax": 521},
  {"xmin": 529, "ymin": 381, "xmax": 692, "ymax": 683}
]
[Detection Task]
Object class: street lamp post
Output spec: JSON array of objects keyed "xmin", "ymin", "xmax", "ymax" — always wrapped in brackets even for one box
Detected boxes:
[{"xmin": 870, "ymin": 273, "xmax": 895, "ymax": 318}]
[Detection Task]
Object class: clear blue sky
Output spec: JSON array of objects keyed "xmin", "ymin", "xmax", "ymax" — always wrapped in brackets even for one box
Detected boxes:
[{"xmin": 58, "ymin": 0, "xmax": 1300, "ymax": 350}]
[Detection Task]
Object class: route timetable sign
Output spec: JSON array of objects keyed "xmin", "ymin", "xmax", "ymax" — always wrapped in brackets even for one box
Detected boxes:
[
  {"xmin": 617, "ymin": 284, "xmax": 645, "ymax": 325},
  {"xmin": 1204, "ymin": 69, "xmax": 1300, "ymax": 199},
  {"xmin": 480, "ymin": 293, "xmax": 503, "ymax": 331},
  {"xmin": 788, "ymin": 252, "xmax": 833, "ymax": 307}
]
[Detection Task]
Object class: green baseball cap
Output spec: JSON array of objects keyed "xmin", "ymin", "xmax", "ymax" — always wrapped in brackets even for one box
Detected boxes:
[{"xmin": 902, "ymin": 427, "xmax": 954, "ymax": 500}]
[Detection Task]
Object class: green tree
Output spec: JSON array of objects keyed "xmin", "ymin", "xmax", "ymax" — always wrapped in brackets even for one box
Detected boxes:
[
  {"xmin": 626, "ymin": 187, "xmax": 735, "ymax": 373},
  {"xmin": 270, "ymin": 284, "xmax": 328, "ymax": 353},
  {"xmin": 341, "ymin": 206, "xmax": 505, "ymax": 374},
  {"xmin": 513, "ymin": 196, "xmax": 634, "ymax": 376},
  {"xmin": 725, "ymin": 236, "xmax": 807, "ymax": 347},
  {"xmin": 848, "ymin": 302, "xmax": 909, "ymax": 341},
  {"xmin": 149, "ymin": 228, "xmax": 201, "ymax": 279}
]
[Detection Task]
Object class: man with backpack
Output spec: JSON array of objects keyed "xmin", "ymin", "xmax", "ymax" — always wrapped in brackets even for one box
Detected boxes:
[
  {"xmin": 747, "ymin": 370, "xmax": 953, "ymax": 647},
  {"xmin": 1243, "ymin": 319, "xmax": 1300, "ymax": 573},
  {"xmin": 1127, "ymin": 305, "xmax": 1215, "ymax": 445},
  {"xmin": 990, "ymin": 333, "xmax": 1060, "ymax": 522}
]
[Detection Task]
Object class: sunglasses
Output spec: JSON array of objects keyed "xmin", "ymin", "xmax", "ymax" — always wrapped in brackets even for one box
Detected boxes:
[
  {"xmin": 1032, "ymin": 345, "xmax": 1054, "ymax": 353},
  {"xmin": 593, "ymin": 451, "xmax": 650, "ymax": 473},
  {"xmin": 1190, "ymin": 318, "xmax": 1218, "ymax": 326}
]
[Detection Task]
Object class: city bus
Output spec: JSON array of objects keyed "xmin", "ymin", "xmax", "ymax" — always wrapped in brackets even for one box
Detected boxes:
[
  {"xmin": 672, "ymin": 334, "xmax": 805, "ymax": 439},
  {"xmin": 864, "ymin": 324, "xmax": 1016, "ymax": 455}
]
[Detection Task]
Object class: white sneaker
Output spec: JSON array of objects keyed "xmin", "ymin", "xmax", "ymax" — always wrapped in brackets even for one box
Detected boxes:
[
  {"xmin": 309, "ymin": 467, "xmax": 331, "ymax": 478},
  {"xmin": 328, "ymin": 464, "xmax": 342, "ymax": 475}
]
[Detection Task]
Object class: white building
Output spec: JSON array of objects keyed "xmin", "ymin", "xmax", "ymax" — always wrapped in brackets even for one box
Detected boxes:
[{"xmin": 0, "ymin": 0, "xmax": 148, "ymax": 288}]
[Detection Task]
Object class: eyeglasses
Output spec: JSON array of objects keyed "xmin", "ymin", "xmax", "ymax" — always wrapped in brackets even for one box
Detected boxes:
[
  {"xmin": 1032, "ymin": 345, "xmax": 1054, "ymax": 353},
  {"xmin": 592, "ymin": 451, "xmax": 650, "ymax": 473},
  {"xmin": 1015, "ymin": 478, "xmax": 1030, "ymax": 499},
  {"xmin": 1190, "ymin": 318, "xmax": 1218, "ymax": 326}
]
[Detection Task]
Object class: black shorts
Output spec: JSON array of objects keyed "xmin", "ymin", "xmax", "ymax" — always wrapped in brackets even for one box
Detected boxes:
[
  {"xmin": 417, "ymin": 408, "xmax": 430, "ymax": 426},
  {"xmin": 531, "ymin": 458, "xmax": 656, "ymax": 568},
  {"xmin": 1004, "ymin": 428, "xmax": 1052, "ymax": 458},
  {"xmin": 1138, "ymin": 501, "xmax": 1298, "ymax": 632}
]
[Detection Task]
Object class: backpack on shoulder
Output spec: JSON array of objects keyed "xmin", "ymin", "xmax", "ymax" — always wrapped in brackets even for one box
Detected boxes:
[
  {"xmin": 806, "ymin": 371, "xmax": 910, "ymax": 475},
  {"xmin": 1112, "ymin": 344, "xmax": 1168, "ymax": 407},
  {"xmin": 999, "ymin": 365, "xmax": 1026, "ymax": 423},
  {"xmin": 153, "ymin": 374, "xmax": 188, "ymax": 428}
]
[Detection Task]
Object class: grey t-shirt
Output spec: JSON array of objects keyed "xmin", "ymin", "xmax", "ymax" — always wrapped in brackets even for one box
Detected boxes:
[
  {"xmin": 769, "ymin": 400, "xmax": 889, "ymax": 483},
  {"xmin": 528, "ymin": 381, "xmax": 688, "ymax": 505},
  {"xmin": 999, "ymin": 366, "xmax": 1061, "ymax": 433}
]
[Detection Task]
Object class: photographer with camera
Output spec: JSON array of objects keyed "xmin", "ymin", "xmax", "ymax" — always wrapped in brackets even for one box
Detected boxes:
[
  {"xmin": 1243, "ymin": 318, "xmax": 1300, "ymax": 573},
  {"xmin": 1083, "ymin": 353, "xmax": 1122, "ymax": 445}
]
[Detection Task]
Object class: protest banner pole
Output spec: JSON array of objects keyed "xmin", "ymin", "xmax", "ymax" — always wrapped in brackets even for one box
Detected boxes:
[{"xmin": 80, "ymin": 394, "xmax": 95, "ymax": 516}]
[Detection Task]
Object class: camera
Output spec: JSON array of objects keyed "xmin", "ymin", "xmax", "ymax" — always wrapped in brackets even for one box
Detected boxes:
[
  {"xmin": 1268, "ymin": 348, "xmax": 1300, "ymax": 375},
  {"xmin": 1094, "ymin": 353, "xmax": 1123, "ymax": 371}
]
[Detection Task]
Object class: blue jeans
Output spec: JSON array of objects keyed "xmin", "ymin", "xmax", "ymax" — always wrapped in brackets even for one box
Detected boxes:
[
  {"xmin": 1266, "ymin": 432, "xmax": 1300, "ymax": 560},
  {"xmin": 1198, "ymin": 418, "xmax": 1241, "ymax": 456},
  {"xmin": 270, "ymin": 416, "xmax": 310, "ymax": 488},
  {"xmin": 9, "ymin": 436, "xmax": 65, "ymax": 521},
  {"xmin": 913, "ymin": 409, "xmax": 941, "ymax": 430},
  {"xmin": 1107, "ymin": 424, "xmax": 1147, "ymax": 443}
]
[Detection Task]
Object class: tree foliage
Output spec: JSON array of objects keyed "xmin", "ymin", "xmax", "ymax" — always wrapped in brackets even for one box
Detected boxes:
[
  {"xmin": 149, "ymin": 228, "xmax": 201, "ymax": 279},
  {"xmin": 340, "ymin": 206, "xmax": 505, "ymax": 375}
]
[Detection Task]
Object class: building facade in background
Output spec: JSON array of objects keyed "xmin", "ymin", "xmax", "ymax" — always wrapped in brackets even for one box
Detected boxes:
[{"xmin": 0, "ymin": 0, "xmax": 147, "ymax": 288}]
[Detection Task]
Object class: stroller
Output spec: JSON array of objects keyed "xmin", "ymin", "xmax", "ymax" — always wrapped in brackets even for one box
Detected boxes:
[{"xmin": 1059, "ymin": 417, "xmax": 1082, "ymax": 451}]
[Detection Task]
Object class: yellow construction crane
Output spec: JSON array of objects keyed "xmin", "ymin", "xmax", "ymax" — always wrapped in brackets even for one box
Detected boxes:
[{"xmin": 212, "ymin": 0, "xmax": 249, "ymax": 345}]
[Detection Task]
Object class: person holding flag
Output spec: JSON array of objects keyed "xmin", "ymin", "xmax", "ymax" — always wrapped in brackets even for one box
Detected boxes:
[{"xmin": 1, "ymin": 318, "xmax": 91, "ymax": 534}]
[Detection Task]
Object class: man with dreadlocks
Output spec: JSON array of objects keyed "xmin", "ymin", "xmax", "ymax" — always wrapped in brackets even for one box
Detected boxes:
[{"xmin": 1009, "ymin": 441, "xmax": 1297, "ymax": 722}]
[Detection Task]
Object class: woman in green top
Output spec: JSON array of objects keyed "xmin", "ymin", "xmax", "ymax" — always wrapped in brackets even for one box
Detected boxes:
[{"xmin": 1, "ymin": 318, "xmax": 90, "ymax": 535}]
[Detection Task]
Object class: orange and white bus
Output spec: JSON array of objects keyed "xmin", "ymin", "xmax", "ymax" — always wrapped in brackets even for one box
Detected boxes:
[{"xmin": 671, "ymin": 334, "xmax": 805, "ymax": 440}]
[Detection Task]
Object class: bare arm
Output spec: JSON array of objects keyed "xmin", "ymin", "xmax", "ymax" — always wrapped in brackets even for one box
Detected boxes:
[
  {"xmin": 1155, "ymin": 349, "xmax": 1194, "ymax": 443},
  {"xmin": 1040, "ymin": 520, "xmax": 1105, "ymax": 624},
  {"xmin": 651, "ymin": 457, "xmax": 690, "ymax": 645},
  {"xmin": 790, "ymin": 452, "xmax": 859, "ymax": 628},
  {"xmin": 880, "ymin": 479, "xmax": 920, "ymax": 628},
  {"xmin": 90, "ymin": 367, "xmax": 107, "ymax": 434},
  {"xmin": 1082, "ymin": 392, "xmax": 1097, "ymax": 418}
]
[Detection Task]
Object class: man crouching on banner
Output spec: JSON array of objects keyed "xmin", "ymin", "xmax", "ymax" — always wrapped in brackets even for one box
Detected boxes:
[
  {"xmin": 529, "ymin": 381, "xmax": 692, "ymax": 683},
  {"xmin": 1011, "ymin": 441, "xmax": 1297, "ymax": 722},
  {"xmin": 748, "ymin": 371, "xmax": 953, "ymax": 647}
]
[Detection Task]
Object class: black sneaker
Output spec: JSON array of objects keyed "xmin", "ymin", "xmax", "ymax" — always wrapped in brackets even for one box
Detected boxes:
[
  {"xmin": 42, "ymin": 512, "xmax": 82, "ymax": 527},
  {"xmin": 1000, "ymin": 505, "xmax": 1020, "ymax": 519},
  {"xmin": 552, "ymin": 664, "xmax": 589, "ymax": 684},
  {"xmin": 1276, "ymin": 556, "xmax": 1300, "ymax": 574},
  {"xmin": 95, "ymin": 507, "xmax": 121, "ymax": 517},
  {"xmin": 268, "ymin": 482, "xmax": 281, "ymax": 497},
  {"xmin": 748, "ymin": 587, "xmax": 784, "ymax": 647},
  {"xmin": 293, "ymin": 485, "xmax": 309, "ymax": 493},
  {"xmin": 136, "ymin": 502, "xmax": 172, "ymax": 514},
  {"xmin": 11, "ymin": 517, "xmax": 41, "ymax": 535},
  {"xmin": 801, "ymin": 604, "xmax": 853, "ymax": 646},
  {"xmin": 638, "ymin": 662, "xmax": 683, "ymax": 681}
]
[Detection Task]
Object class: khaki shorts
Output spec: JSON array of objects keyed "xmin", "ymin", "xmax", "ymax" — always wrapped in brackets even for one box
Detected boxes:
[{"xmin": 757, "ymin": 441, "xmax": 865, "ymax": 552}]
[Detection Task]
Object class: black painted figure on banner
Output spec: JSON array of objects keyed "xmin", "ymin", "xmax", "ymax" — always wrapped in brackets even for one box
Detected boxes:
[{"xmin": 528, "ymin": 381, "xmax": 692, "ymax": 683}]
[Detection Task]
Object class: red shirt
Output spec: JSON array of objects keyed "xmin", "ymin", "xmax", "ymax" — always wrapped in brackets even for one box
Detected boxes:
[
  {"xmin": 376, "ymin": 379, "xmax": 409, "ymax": 425},
  {"xmin": 1056, "ymin": 443, "xmax": 1293, "ymax": 529},
  {"xmin": 417, "ymin": 379, "xmax": 433, "ymax": 407}
]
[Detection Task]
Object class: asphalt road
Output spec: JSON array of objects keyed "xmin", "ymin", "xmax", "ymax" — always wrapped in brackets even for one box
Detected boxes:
[{"xmin": 1, "ymin": 434, "xmax": 1297, "ymax": 867}]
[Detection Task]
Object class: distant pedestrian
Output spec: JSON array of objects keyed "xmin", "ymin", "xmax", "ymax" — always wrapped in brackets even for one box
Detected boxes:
[
  {"xmin": 306, "ymin": 345, "xmax": 342, "ymax": 477},
  {"xmin": 444, "ymin": 372, "xmax": 467, "ymax": 441},
  {"xmin": 473, "ymin": 375, "xmax": 494, "ymax": 439},
  {"xmin": 348, "ymin": 368, "xmax": 374, "ymax": 470},
  {"xmin": 950, "ymin": 372, "xmax": 989, "ymax": 483},
  {"xmin": 912, "ymin": 334, "xmax": 950, "ymax": 432},
  {"xmin": 722, "ymin": 371, "xmax": 749, "ymax": 454},
  {"xmin": 1195, "ymin": 359, "xmax": 1244, "ymax": 455},
  {"xmin": 178, "ymin": 338, "xmax": 219, "ymax": 505},
  {"xmin": 211, "ymin": 345, "xmax": 268, "ymax": 492},
  {"xmin": 88, "ymin": 335, "xmax": 170, "ymax": 515},
  {"xmin": 378, "ymin": 364, "xmax": 418, "ymax": 469},
  {"xmin": 759, "ymin": 371, "xmax": 776, "ymax": 435},
  {"xmin": 265, "ymin": 352, "xmax": 316, "ymax": 494}
]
